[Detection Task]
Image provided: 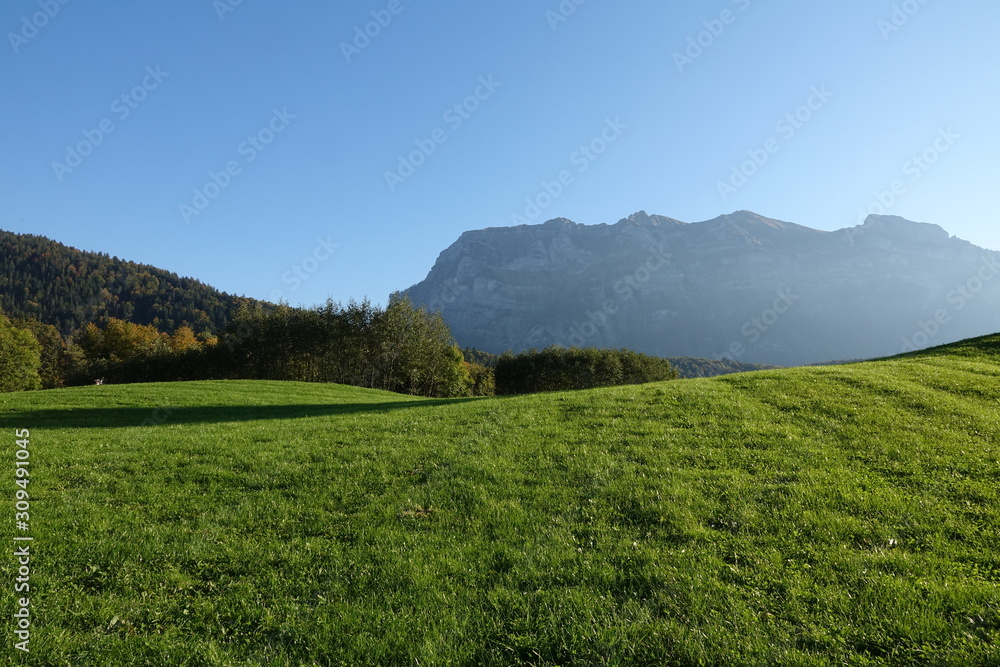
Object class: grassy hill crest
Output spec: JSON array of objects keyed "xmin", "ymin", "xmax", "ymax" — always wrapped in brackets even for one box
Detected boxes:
[{"xmin": 2, "ymin": 334, "xmax": 998, "ymax": 664}]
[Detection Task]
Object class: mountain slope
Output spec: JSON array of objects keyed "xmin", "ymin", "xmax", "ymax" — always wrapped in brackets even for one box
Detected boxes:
[
  {"xmin": 0, "ymin": 228, "xmax": 256, "ymax": 336},
  {"xmin": 1, "ymin": 334, "xmax": 997, "ymax": 663},
  {"xmin": 406, "ymin": 211, "xmax": 1000, "ymax": 365}
]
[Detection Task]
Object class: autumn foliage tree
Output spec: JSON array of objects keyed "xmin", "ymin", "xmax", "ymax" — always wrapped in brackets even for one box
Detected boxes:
[
  {"xmin": 74, "ymin": 318, "xmax": 203, "ymax": 383},
  {"xmin": 78, "ymin": 319, "xmax": 169, "ymax": 363},
  {"xmin": 168, "ymin": 326, "xmax": 203, "ymax": 353}
]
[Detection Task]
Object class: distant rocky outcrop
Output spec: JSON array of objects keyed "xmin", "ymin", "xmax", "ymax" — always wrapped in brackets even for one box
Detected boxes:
[{"xmin": 406, "ymin": 211, "xmax": 1000, "ymax": 366}]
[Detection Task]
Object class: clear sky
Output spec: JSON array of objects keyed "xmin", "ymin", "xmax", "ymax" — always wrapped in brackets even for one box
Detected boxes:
[{"xmin": 3, "ymin": 0, "xmax": 998, "ymax": 307}]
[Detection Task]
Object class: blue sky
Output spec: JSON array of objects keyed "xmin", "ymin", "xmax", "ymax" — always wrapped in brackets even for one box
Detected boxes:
[{"xmin": 3, "ymin": 0, "xmax": 998, "ymax": 308}]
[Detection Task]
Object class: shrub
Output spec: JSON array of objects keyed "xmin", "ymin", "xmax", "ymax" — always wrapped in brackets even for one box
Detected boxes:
[{"xmin": 494, "ymin": 346, "xmax": 678, "ymax": 395}]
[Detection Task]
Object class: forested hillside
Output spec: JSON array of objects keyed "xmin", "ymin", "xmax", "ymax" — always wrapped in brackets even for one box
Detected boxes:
[{"xmin": 0, "ymin": 228, "xmax": 253, "ymax": 337}]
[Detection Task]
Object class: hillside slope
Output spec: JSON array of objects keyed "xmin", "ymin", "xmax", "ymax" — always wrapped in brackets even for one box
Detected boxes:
[
  {"xmin": 1, "ymin": 336, "xmax": 998, "ymax": 664},
  {"xmin": 0, "ymin": 228, "xmax": 257, "ymax": 336}
]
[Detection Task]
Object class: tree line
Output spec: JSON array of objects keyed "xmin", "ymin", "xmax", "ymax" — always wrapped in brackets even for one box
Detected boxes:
[
  {"xmin": 0, "ymin": 300, "xmax": 685, "ymax": 397},
  {"xmin": 60, "ymin": 297, "xmax": 486, "ymax": 398}
]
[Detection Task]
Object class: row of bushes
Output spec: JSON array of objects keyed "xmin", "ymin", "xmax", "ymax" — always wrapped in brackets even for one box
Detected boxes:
[{"xmin": 494, "ymin": 346, "xmax": 679, "ymax": 395}]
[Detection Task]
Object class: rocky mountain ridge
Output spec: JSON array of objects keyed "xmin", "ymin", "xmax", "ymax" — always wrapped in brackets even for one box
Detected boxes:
[{"xmin": 406, "ymin": 211, "xmax": 1000, "ymax": 365}]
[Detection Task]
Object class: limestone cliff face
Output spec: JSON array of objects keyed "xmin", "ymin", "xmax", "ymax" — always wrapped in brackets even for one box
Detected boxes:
[{"xmin": 405, "ymin": 211, "xmax": 1000, "ymax": 365}]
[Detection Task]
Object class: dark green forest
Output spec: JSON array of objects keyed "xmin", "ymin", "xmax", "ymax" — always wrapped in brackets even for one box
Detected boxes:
[{"xmin": 0, "ymin": 228, "xmax": 251, "ymax": 337}]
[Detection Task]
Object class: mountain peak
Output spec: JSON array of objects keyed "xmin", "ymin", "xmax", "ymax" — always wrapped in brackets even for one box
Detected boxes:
[
  {"xmin": 541, "ymin": 217, "xmax": 578, "ymax": 228},
  {"xmin": 861, "ymin": 215, "xmax": 950, "ymax": 243},
  {"xmin": 614, "ymin": 211, "xmax": 686, "ymax": 227},
  {"xmin": 702, "ymin": 210, "xmax": 824, "ymax": 236}
]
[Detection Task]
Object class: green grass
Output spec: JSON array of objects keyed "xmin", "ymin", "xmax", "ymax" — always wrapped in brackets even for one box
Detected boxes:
[{"xmin": 2, "ymin": 336, "xmax": 1000, "ymax": 665}]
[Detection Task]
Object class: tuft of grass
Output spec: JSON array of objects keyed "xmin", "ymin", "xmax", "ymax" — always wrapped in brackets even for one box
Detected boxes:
[{"xmin": 1, "ymin": 336, "xmax": 999, "ymax": 665}]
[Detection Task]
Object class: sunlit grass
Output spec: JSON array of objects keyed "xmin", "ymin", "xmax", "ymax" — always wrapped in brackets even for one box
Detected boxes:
[{"xmin": 1, "ymin": 336, "xmax": 999, "ymax": 664}]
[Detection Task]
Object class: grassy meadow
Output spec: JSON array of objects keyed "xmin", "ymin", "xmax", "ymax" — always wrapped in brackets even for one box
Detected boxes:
[{"xmin": 1, "ymin": 336, "xmax": 999, "ymax": 665}]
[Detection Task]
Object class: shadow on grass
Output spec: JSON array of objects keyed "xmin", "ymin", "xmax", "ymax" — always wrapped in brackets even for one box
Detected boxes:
[{"xmin": 0, "ymin": 399, "xmax": 480, "ymax": 430}]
